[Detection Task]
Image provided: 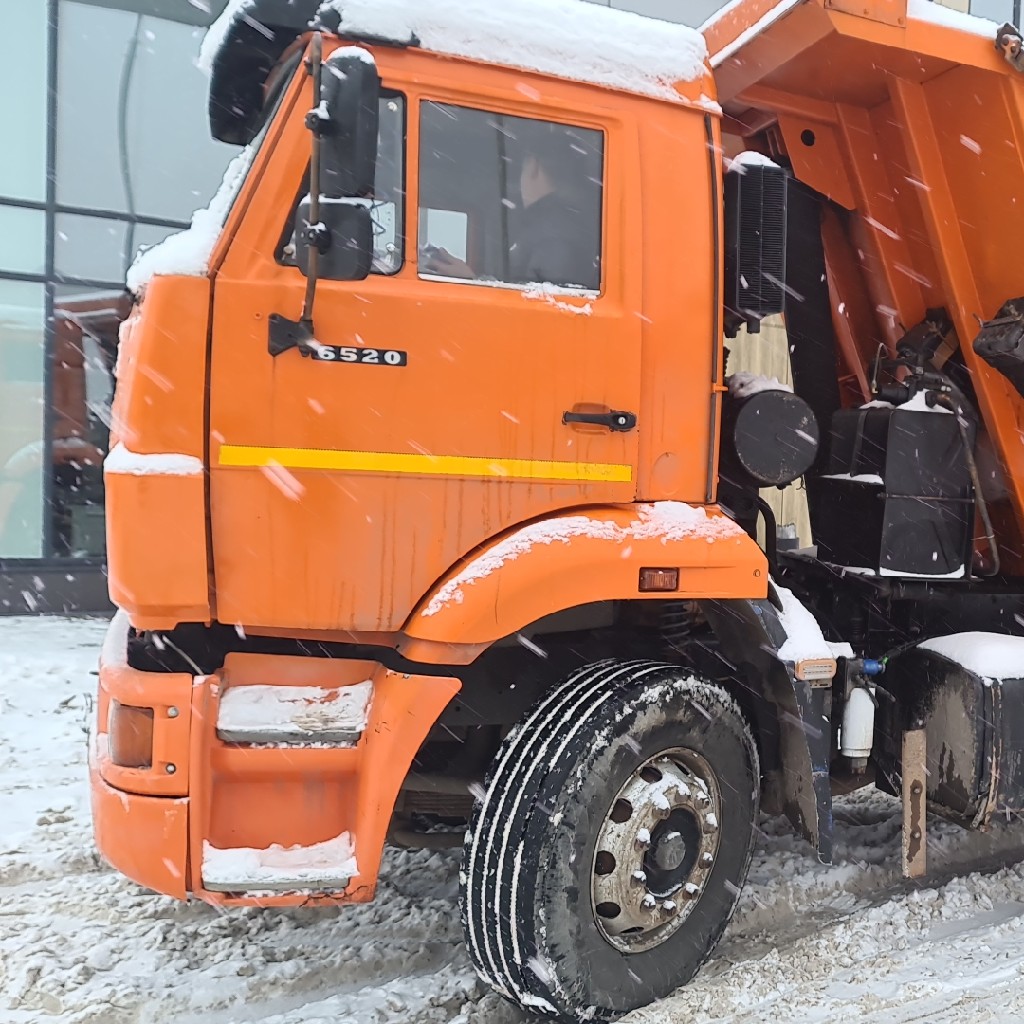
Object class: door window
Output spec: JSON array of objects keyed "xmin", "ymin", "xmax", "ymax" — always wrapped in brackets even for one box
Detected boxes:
[{"xmin": 418, "ymin": 103, "xmax": 603, "ymax": 292}]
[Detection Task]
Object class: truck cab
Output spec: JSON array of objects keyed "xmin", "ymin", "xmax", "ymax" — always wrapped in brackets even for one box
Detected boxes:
[{"xmin": 91, "ymin": 2, "xmax": 1024, "ymax": 1021}]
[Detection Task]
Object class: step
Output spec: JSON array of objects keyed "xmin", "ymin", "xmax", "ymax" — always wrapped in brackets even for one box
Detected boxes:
[
  {"xmin": 202, "ymin": 831, "xmax": 358, "ymax": 893},
  {"xmin": 216, "ymin": 681, "xmax": 372, "ymax": 745}
]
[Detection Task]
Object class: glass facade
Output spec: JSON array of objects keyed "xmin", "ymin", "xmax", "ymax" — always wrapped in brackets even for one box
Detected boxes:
[{"xmin": 0, "ymin": 0, "xmax": 234, "ymax": 580}]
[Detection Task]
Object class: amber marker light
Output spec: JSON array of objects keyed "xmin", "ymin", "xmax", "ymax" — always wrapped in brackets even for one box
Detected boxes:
[
  {"xmin": 108, "ymin": 700, "xmax": 155, "ymax": 768},
  {"xmin": 639, "ymin": 567, "xmax": 680, "ymax": 592}
]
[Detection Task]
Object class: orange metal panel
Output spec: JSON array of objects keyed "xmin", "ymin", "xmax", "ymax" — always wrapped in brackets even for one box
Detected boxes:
[
  {"xmin": 778, "ymin": 116, "xmax": 857, "ymax": 209},
  {"xmin": 90, "ymin": 751, "xmax": 189, "ymax": 901},
  {"xmin": 403, "ymin": 504, "xmax": 767, "ymax": 648},
  {"xmin": 835, "ymin": 102, "xmax": 923, "ymax": 348},
  {"xmin": 825, "ymin": 0, "xmax": 906, "ymax": 27},
  {"xmin": 104, "ymin": 471, "xmax": 209, "ymax": 629}
]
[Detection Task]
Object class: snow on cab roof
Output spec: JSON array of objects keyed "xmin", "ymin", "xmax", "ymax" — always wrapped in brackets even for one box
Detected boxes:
[{"xmin": 202, "ymin": 0, "xmax": 709, "ymax": 102}]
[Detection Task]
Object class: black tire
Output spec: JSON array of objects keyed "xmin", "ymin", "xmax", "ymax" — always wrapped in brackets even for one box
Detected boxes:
[{"xmin": 461, "ymin": 660, "xmax": 759, "ymax": 1022}]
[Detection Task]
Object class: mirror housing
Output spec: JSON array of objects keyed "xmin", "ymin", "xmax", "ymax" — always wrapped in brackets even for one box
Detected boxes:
[
  {"xmin": 318, "ymin": 49, "xmax": 381, "ymax": 198},
  {"xmin": 294, "ymin": 196, "xmax": 373, "ymax": 281}
]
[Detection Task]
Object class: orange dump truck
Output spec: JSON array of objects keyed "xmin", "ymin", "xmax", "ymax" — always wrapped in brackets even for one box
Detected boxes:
[{"xmin": 91, "ymin": 0, "xmax": 1024, "ymax": 1018}]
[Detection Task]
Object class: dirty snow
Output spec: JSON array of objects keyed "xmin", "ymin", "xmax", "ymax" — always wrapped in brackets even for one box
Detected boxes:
[
  {"xmin": 920, "ymin": 632, "xmax": 1024, "ymax": 682},
  {"xmin": 521, "ymin": 284, "xmax": 594, "ymax": 315},
  {"xmin": 7, "ymin": 616, "xmax": 1024, "ymax": 1023},
  {"xmin": 422, "ymin": 503, "xmax": 744, "ymax": 616},
  {"xmin": 104, "ymin": 443, "xmax": 204, "ymax": 477},
  {"xmin": 126, "ymin": 145, "xmax": 255, "ymax": 295},
  {"xmin": 217, "ymin": 681, "xmax": 373, "ymax": 743},
  {"xmin": 202, "ymin": 832, "xmax": 358, "ymax": 890}
]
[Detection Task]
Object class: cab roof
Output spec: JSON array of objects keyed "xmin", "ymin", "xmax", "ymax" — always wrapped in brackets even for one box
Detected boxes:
[{"xmin": 203, "ymin": 0, "xmax": 710, "ymax": 144}]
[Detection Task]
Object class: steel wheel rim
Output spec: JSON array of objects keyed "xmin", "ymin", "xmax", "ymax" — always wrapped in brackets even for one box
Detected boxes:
[{"xmin": 591, "ymin": 747, "xmax": 721, "ymax": 953}]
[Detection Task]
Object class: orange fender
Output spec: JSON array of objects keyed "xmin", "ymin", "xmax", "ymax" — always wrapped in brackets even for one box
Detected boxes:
[{"xmin": 402, "ymin": 502, "xmax": 767, "ymax": 652}]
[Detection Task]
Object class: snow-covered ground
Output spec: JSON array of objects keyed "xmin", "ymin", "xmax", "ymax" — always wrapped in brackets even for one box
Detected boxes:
[{"xmin": 4, "ymin": 615, "xmax": 1024, "ymax": 1024}]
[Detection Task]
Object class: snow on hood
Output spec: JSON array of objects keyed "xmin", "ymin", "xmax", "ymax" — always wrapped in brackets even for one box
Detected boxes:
[
  {"xmin": 203, "ymin": 0, "xmax": 708, "ymax": 101},
  {"xmin": 919, "ymin": 632, "xmax": 1024, "ymax": 682},
  {"xmin": 125, "ymin": 146, "xmax": 255, "ymax": 295}
]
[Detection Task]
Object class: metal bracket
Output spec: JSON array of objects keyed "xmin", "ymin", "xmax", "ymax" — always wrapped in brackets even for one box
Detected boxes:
[
  {"xmin": 902, "ymin": 728, "xmax": 927, "ymax": 879},
  {"xmin": 996, "ymin": 23, "xmax": 1024, "ymax": 72},
  {"xmin": 268, "ymin": 314, "xmax": 315, "ymax": 357}
]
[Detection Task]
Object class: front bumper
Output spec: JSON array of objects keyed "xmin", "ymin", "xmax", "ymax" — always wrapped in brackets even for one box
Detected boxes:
[{"xmin": 89, "ymin": 617, "xmax": 460, "ymax": 906}]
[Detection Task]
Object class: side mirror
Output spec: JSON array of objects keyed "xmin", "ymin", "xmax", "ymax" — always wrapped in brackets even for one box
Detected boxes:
[
  {"xmin": 293, "ymin": 196, "xmax": 373, "ymax": 281},
  {"xmin": 268, "ymin": 38, "xmax": 379, "ymax": 355},
  {"xmin": 318, "ymin": 49, "xmax": 381, "ymax": 198}
]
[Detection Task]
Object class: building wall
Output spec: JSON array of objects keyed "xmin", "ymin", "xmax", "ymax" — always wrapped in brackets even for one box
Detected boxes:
[{"xmin": 0, "ymin": 0, "xmax": 236, "ymax": 611}]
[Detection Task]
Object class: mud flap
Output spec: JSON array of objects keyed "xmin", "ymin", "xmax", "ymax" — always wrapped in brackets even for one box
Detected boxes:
[
  {"xmin": 704, "ymin": 598, "xmax": 834, "ymax": 863},
  {"xmin": 877, "ymin": 647, "xmax": 1024, "ymax": 830}
]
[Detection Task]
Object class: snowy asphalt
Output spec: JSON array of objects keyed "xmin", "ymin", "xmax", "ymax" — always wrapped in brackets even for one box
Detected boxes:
[{"xmin": 4, "ymin": 615, "xmax": 1024, "ymax": 1023}]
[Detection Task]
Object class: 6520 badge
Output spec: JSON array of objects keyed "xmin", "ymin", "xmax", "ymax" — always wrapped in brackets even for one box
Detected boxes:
[{"xmin": 305, "ymin": 345, "xmax": 408, "ymax": 366}]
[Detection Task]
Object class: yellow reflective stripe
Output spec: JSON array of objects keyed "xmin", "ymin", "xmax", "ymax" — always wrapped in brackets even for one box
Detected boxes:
[{"xmin": 218, "ymin": 445, "xmax": 632, "ymax": 483}]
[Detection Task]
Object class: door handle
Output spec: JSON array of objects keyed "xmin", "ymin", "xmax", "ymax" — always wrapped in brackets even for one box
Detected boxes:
[{"xmin": 562, "ymin": 410, "xmax": 638, "ymax": 432}]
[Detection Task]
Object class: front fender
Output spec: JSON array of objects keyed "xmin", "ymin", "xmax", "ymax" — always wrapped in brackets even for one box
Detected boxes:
[
  {"xmin": 704, "ymin": 593, "xmax": 835, "ymax": 863},
  {"xmin": 403, "ymin": 502, "xmax": 768, "ymax": 648}
]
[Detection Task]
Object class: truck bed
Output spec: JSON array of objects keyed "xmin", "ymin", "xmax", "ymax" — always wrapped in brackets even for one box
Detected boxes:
[{"xmin": 705, "ymin": 0, "xmax": 1024, "ymax": 575}]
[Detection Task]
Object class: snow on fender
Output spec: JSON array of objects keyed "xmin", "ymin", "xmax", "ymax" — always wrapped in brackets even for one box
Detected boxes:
[{"xmin": 404, "ymin": 502, "xmax": 767, "ymax": 649}]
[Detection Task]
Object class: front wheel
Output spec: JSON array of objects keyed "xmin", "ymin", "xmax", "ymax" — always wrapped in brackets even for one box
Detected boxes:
[{"xmin": 461, "ymin": 660, "xmax": 759, "ymax": 1022}]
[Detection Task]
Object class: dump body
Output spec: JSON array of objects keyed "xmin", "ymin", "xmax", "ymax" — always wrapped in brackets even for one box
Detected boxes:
[{"xmin": 710, "ymin": 0, "xmax": 1024, "ymax": 574}]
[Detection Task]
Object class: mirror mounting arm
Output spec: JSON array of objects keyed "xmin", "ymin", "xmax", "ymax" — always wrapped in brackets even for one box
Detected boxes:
[{"xmin": 271, "ymin": 32, "xmax": 326, "ymax": 357}]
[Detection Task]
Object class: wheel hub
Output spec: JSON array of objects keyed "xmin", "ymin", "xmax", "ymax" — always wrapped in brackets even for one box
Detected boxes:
[
  {"xmin": 591, "ymin": 750, "xmax": 721, "ymax": 953},
  {"xmin": 652, "ymin": 828, "xmax": 686, "ymax": 872}
]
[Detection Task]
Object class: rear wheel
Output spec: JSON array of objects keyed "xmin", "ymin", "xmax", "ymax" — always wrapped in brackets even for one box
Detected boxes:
[{"xmin": 461, "ymin": 660, "xmax": 759, "ymax": 1022}]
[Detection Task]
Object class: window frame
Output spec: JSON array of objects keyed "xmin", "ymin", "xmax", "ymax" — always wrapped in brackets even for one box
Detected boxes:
[{"xmin": 415, "ymin": 98, "xmax": 607, "ymax": 297}]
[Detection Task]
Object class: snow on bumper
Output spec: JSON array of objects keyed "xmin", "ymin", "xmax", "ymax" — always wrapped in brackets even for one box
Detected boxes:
[{"xmin": 90, "ymin": 617, "xmax": 461, "ymax": 906}]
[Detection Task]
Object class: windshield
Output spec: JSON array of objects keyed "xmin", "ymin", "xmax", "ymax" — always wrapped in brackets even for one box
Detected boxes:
[
  {"xmin": 126, "ymin": 52, "xmax": 302, "ymax": 294},
  {"xmin": 221, "ymin": 49, "xmax": 304, "ymax": 219}
]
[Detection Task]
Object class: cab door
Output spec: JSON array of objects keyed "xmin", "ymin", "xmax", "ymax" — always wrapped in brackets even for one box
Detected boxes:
[{"xmin": 208, "ymin": 67, "xmax": 643, "ymax": 633}]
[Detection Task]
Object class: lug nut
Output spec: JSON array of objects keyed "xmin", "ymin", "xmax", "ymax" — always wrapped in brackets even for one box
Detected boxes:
[
  {"xmin": 662, "ymin": 899, "xmax": 677, "ymax": 913},
  {"xmin": 635, "ymin": 828, "xmax": 651, "ymax": 850},
  {"xmin": 631, "ymin": 870, "xmax": 647, "ymax": 886},
  {"xmin": 701, "ymin": 851, "xmax": 714, "ymax": 867},
  {"xmin": 641, "ymin": 894, "xmax": 658, "ymax": 911},
  {"xmin": 703, "ymin": 812, "xmax": 719, "ymax": 833}
]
